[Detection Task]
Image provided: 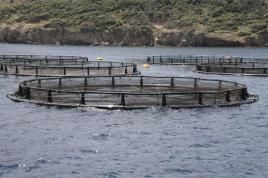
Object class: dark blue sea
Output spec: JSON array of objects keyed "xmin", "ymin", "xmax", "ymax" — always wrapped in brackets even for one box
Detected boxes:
[{"xmin": 0, "ymin": 44, "xmax": 268, "ymax": 178}]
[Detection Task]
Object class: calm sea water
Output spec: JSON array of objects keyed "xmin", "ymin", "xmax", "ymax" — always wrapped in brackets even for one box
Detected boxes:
[{"xmin": 0, "ymin": 43, "xmax": 268, "ymax": 178}]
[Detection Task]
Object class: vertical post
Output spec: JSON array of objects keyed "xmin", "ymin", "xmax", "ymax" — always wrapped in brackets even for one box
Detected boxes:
[
  {"xmin": 84, "ymin": 77, "xmax": 88, "ymax": 87},
  {"xmin": 59, "ymin": 78, "xmax": 62, "ymax": 87},
  {"xmin": 194, "ymin": 78, "xmax": 198, "ymax": 88},
  {"xmin": 241, "ymin": 88, "xmax": 248, "ymax": 100},
  {"xmin": 15, "ymin": 65, "xmax": 18, "ymax": 75},
  {"xmin": 0, "ymin": 63, "xmax": 3, "ymax": 71},
  {"xmin": 225, "ymin": 91, "xmax": 231, "ymax": 102},
  {"xmin": 4, "ymin": 65, "xmax": 8, "ymax": 73},
  {"xmin": 198, "ymin": 93, "xmax": 203, "ymax": 105},
  {"xmin": 170, "ymin": 77, "xmax": 174, "ymax": 87},
  {"xmin": 147, "ymin": 57, "xmax": 150, "ymax": 63},
  {"xmin": 125, "ymin": 66, "xmax": 128, "ymax": 74},
  {"xmin": 121, "ymin": 94, "xmax": 126, "ymax": 106},
  {"xmin": 112, "ymin": 76, "xmax": 115, "ymax": 86},
  {"xmin": 64, "ymin": 67, "xmax": 66, "ymax": 75},
  {"xmin": 218, "ymin": 81, "xmax": 222, "ymax": 89},
  {"xmin": 109, "ymin": 67, "xmax": 111, "ymax": 75},
  {"xmin": 196, "ymin": 65, "xmax": 201, "ymax": 71},
  {"xmin": 47, "ymin": 90, "xmax": 52, "ymax": 103},
  {"xmin": 17, "ymin": 85, "xmax": 23, "ymax": 96},
  {"xmin": 25, "ymin": 87, "xmax": 31, "ymax": 99},
  {"xmin": 206, "ymin": 66, "xmax": 210, "ymax": 72},
  {"xmin": 35, "ymin": 66, "xmax": 38, "ymax": 77},
  {"xmin": 152, "ymin": 56, "xmax": 155, "ymax": 64},
  {"xmin": 223, "ymin": 67, "xmax": 226, "ymax": 73},
  {"xmin": 97, "ymin": 61, "xmax": 100, "ymax": 70},
  {"xmin": 162, "ymin": 94, "xmax": 167, "ymax": 106},
  {"xmin": 133, "ymin": 64, "xmax": 137, "ymax": 73},
  {"xmin": 140, "ymin": 76, "xmax": 143, "ymax": 87},
  {"xmin": 80, "ymin": 93, "xmax": 86, "ymax": 105},
  {"xmin": 87, "ymin": 67, "xmax": 90, "ymax": 75},
  {"xmin": 38, "ymin": 79, "xmax": 41, "ymax": 88}
]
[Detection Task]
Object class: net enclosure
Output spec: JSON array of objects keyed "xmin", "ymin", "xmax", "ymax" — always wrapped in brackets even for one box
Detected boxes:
[
  {"xmin": 8, "ymin": 76, "xmax": 258, "ymax": 109},
  {"xmin": 196, "ymin": 61, "xmax": 268, "ymax": 75},
  {"xmin": 146, "ymin": 55, "xmax": 268, "ymax": 66},
  {"xmin": 0, "ymin": 55, "xmax": 138, "ymax": 76},
  {"xmin": 146, "ymin": 55, "xmax": 268, "ymax": 76}
]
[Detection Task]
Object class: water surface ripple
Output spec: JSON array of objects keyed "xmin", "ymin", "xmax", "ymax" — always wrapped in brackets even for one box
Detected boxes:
[{"xmin": 0, "ymin": 44, "xmax": 268, "ymax": 177}]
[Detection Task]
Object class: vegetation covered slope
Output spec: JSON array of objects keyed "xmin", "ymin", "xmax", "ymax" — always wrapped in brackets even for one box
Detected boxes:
[{"xmin": 0, "ymin": 0, "xmax": 267, "ymax": 46}]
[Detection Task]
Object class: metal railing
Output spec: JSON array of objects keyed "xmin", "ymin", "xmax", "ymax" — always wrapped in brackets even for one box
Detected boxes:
[
  {"xmin": 146, "ymin": 55, "xmax": 268, "ymax": 65},
  {"xmin": 196, "ymin": 62, "xmax": 268, "ymax": 75},
  {"xmin": 0, "ymin": 55, "xmax": 138, "ymax": 76},
  {"xmin": 13, "ymin": 76, "xmax": 254, "ymax": 109}
]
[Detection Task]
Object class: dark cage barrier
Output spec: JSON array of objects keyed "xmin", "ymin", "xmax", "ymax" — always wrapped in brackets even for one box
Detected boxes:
[
  {"xmin": 8, "ymin": 76, "xmax": 258, "ymax": 110},
  {"xmin": 196, "ymin": 61, "xmax": 268, "ymax": 75},
  {"xmin": 0, "ymin": 55, "xmax": 138, "ymax": 76},
  {"xmin": 146, "ymin": 55, "xmax": 268, "ymax": 65},
  {"xmin": 146, "ymin": 55, "xmax": 268, "ymax": 76}
]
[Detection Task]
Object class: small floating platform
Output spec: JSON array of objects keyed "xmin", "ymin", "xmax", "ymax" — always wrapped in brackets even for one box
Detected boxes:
[{"xmin": 8, "ymin": 76, "xmax": 258, "ymax": 110}]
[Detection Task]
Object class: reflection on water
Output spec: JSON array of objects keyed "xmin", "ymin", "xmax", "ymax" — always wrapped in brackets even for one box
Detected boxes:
[{"xmin": 0, "ymin": 44, "xmax": 268, "ymax": 177}]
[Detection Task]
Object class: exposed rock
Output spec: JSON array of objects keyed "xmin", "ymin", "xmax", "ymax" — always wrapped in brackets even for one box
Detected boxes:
[
  {"xmin": 156, "ymin": 31, "xmax": 244, "ymax": 47},
  {"xmin": 0, "ymin": 24, "xmax": 267, "ymax": 47},
  {"xmin": 0, "ymin": 24, "xmax": 154, "ymax": 46}
]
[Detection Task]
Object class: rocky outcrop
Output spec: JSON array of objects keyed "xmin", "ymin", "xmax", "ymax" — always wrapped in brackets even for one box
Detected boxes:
[
  {"xmin": 245, "ymin": 32, "xmax": 268, "ymax": 47},
  {"xmin": 0, "ymin": 24, "xmax": 267, "ymax": 47},
  {"xmin": 155, "ymin": 31, "xmax": 243, "ymax": 47},
  {"xmin": 0, "ymin": 24, "xmax": 154, "ymax": 46}
]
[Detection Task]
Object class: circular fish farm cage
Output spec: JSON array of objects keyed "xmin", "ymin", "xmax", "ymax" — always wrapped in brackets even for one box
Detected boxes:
[
  {"xmin": 146, "ymin": 55, "xmax": 268, "ymax": 66},
  {"xmin": 196, "ymin": 61, "xmax": 268, "ymax": 76},
  {"xmin": 146, "ymin": 55, "xmax": 268, "ymax": 76},
  {"xmin": 8, "ymin": 76, "xmax": 257, "ymax": 110},
  {"xmin": 0, "ymin": 55, "xmax": 138, "ymax": 76}
]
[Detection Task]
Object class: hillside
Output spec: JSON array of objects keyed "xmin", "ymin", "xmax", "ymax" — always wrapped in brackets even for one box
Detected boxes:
[{"xmin": 0, "ymin": 0, "xmax": 268, "ymax": 46}]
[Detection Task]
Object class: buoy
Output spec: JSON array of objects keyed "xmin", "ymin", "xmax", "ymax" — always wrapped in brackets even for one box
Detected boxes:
[
  {"xmin": 142, "ymin": 64, "xmax": 150, "ymax": 68},
  {"xmin": 96, "ymin": 56, "xmax": 103, "ymax": 61},
  {"xmin": 224, "ymin": 55, "xmax": 231, "ymax": 59}
]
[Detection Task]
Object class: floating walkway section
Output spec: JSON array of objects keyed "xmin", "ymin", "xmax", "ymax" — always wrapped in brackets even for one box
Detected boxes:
[
  {"xmin": 8, "ymin": 76, "xmax": 258, "ymax": 110},
  {"xmin": 0, "ymin": 55, "xmax": 138, "ymax": 76},
  {"xmin": 146, "ymin": 55, "xmax": 268, "ymax": 76}
]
